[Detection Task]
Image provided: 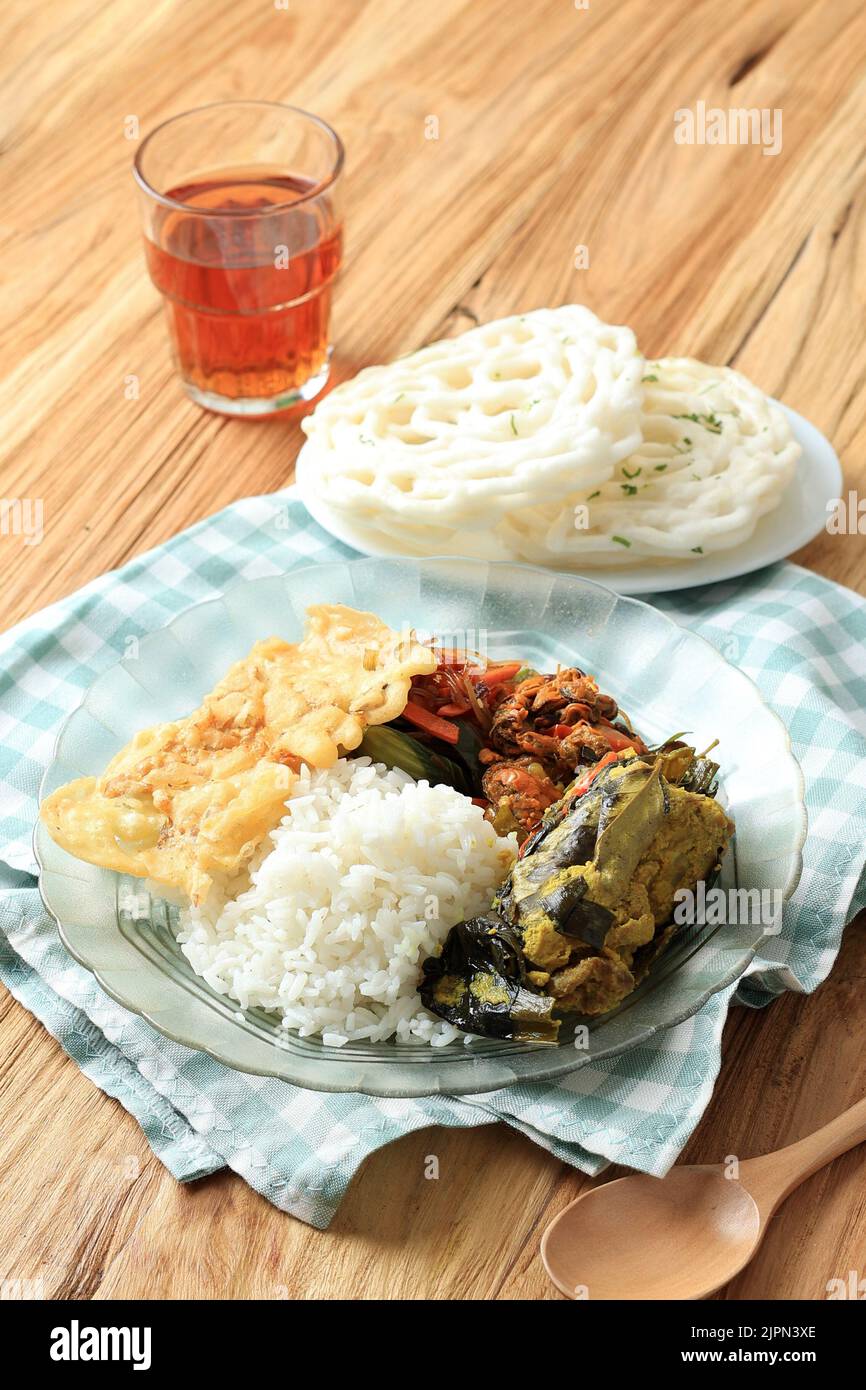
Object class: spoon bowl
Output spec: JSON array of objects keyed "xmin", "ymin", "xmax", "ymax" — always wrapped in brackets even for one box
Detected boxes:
[
  {"xmin": 541, "ymin": 1166, "xmax": 761, "ymax": 1300},
  {"xmin": 541, "ymin": 1096, "xmax": 866, "ymax": 1300}
]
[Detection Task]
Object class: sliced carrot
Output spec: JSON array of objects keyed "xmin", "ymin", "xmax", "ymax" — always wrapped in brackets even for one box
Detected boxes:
[
  {"xmin": 402, "ymin": 699, "xmax": 460, "ymax": 743},
  {"xmin": 475, "ymin": 661, "xmax": 522, "ymax": 687},
  {"xmin": 437, "ymin": 703, "xmax": 469, "ymax": 717}
]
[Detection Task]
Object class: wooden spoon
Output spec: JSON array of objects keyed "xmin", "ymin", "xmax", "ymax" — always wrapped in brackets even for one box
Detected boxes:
[{"xmin": 540, "ymin": 1096, "xmax": 866, "ymax": 1300}]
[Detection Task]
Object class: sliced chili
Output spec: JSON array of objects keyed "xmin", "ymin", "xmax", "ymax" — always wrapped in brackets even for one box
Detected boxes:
[
  {"xmin": 569, "ymin": 751, "xmax": 619, "ymax": 798},
  {"xmin": 597, "ymin": 724, "xmax": 641, "ymax": 752}
]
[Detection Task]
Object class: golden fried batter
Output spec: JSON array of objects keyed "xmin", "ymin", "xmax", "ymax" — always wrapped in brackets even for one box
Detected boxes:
[{"xmin": 41, "ymin": 604, "xmax": 436, "ymax": 903}]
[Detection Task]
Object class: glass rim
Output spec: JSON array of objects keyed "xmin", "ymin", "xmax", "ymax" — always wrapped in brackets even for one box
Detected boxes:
[{"xmin": 132, "ymin": 99, "xmax": 345, "ymax": 216}]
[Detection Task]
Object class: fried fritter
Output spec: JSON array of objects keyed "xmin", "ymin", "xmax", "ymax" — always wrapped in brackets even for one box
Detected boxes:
[{"xmin": 41, "ymin": 604, "xmax": 436, "ymax": 903}]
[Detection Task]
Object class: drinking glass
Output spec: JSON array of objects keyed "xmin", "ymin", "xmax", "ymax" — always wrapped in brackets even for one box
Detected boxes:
[{"xmin": 134, "ymin": 101, "xmax": 344, "ymax": 417}]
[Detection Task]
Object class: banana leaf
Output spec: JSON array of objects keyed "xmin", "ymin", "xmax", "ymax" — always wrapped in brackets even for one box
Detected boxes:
[
  {"xmin": 651, "ymin": 737, "xmax": 720, "ymax": 797},
  {"xmin": 418, "ymin": 915, "xmax": 559, "ymax": 1043},
  {"xmin": 678, "ymin": 755, "xmax": 720, "ymax": 797}
]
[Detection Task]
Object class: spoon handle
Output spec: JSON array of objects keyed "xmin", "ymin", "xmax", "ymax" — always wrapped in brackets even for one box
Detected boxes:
[{"xmin": 743, "ymin": 1095, "xmax": 866, "ymax": 1213}]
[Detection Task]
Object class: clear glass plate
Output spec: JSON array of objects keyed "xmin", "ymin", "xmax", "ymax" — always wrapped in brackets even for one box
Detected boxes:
[{"xmin": 35, "ymin": 557, "xmax": 806, "ymax": 1096}]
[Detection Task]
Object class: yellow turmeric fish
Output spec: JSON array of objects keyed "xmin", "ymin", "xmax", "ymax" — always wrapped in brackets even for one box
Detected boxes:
[{"xmin": 420, "ymin": 746, "xmax": 734, "ymax": 1040}]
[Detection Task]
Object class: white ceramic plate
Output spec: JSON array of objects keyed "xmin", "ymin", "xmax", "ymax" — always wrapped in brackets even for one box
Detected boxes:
[{"xmin": 297, "ymin": 404, "xmax": 840, "ymax": 595}]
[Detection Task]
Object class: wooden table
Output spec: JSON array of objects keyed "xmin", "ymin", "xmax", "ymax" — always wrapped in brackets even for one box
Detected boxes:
[{"xmin": 2, "ymin": 0, "xmax": 865, "ymax": 1300}]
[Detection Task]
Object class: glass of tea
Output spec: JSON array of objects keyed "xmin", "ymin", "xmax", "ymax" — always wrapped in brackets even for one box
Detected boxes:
[{"xmin": 134, "ymin": 101, "xmax": 344, "ymax": 416}]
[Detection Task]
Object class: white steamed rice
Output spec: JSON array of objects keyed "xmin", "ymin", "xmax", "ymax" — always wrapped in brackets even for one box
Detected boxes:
[{"xmin": 177, "ymin": 757, "xmax": 517, "ymax": 1046}]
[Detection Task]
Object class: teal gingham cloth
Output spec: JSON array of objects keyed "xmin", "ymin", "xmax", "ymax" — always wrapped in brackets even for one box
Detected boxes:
[{"xmin": 1, "ymin": 493, "xmax": 865, "ymax": 1227}]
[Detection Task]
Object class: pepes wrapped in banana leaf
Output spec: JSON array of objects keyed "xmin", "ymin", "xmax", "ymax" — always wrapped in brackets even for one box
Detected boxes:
[{"xmin": 420, "ymin": 746, "xmax": 734, "ymax": 1043}]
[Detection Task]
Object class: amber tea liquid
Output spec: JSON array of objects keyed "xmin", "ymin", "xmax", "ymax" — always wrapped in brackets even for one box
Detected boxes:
[{"xmin": 145, "ymin": 171, "xmax": 343, "ymax": 411}]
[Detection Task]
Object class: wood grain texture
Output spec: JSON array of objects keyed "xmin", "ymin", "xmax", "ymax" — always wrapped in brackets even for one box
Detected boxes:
[{"xmin": 1, "ymin": 0, "xmax": 864, "ymax": 1301}]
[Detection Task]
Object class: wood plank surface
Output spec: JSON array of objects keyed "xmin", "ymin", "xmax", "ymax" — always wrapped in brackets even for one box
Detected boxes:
[{"xmin": 1, "ymin": 0, "xmax": 865, "ymax": 1301}]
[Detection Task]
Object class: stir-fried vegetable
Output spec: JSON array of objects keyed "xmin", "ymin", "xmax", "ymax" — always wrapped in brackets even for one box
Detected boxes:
[
  {"xmin": 358, "ymin": 726, "xmax": 471, "ymax": 793},
  {"xmin": 370, "ymin": 648, "xmax": 654, "ymax": 841}
]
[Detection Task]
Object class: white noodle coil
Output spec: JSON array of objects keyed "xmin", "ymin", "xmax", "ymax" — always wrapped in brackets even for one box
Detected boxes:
[
  {"xmin": 300, "ymin": 305, "xmax": 645, "ymax": 528},
  {"xmin": 500, "ymin": 359, "xmax": 800, "ymax": 566}
]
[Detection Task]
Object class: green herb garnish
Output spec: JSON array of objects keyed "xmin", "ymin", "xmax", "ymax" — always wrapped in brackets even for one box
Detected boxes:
[{"xmin": 674, "ymin": 412, "xmax": 723, "ymax": 435}]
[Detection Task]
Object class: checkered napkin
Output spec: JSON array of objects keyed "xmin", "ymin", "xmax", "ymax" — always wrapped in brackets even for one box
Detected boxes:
[{"xmin": 1, "ymin": 494, "xmax": 864, "ymax": 1228}]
